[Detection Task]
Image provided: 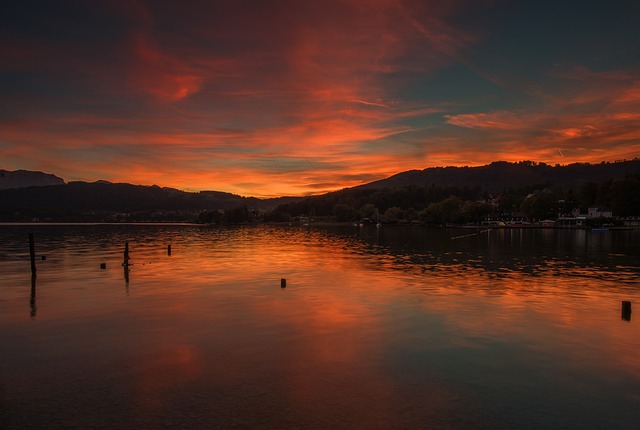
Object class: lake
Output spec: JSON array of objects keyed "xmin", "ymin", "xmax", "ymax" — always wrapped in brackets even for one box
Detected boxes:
[{"xmin": 1, "ymin": 224, "xmax": 639, "ymax": 429}]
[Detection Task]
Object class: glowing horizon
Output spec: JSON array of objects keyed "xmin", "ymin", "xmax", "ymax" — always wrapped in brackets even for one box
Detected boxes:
[{"xmin": 1, "ymin": 1, "xmax": 639, "ymax": 198}]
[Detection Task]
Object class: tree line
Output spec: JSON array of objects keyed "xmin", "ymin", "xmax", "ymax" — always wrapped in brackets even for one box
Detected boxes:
[
  {"xmin": 3, "ymin": 172, "xmax": 637, "ymax": 225},
  {"xmin": 260, "ymin": 173, "xmax": 640, "ymax": 224}
]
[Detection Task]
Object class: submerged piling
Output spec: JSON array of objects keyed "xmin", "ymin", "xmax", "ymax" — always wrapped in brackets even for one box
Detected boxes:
[
  {"xmin": 281, "ymin": 278, "xmax": 286, "ymax": 288},
  {"xmin": 622, "ymin": 301, "xmax": 632, "ymax": 321},
  {"xmin": 28, "ymin": 233, "xmax": 36, "ymax": 277},
  {"xmin": 122, "ymin": 242, "xmax": 131, "ymax": 288},
  {"xmin": 168, "ymin": 244, "xmax": 171, "ymax": 256},
  {"xmin": 30, "ymin": 275, "xmax": 37, "ymax": 318},
  {"xmin": 123, "ymin": 241, "xmax": 130, "ymax": 265}
]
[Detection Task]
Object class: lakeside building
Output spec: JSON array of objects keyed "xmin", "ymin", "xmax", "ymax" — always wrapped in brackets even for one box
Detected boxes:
[
  {"xmin": 482, "ymin": 212, "xmax": 529, "ymax": 227},
  {"xmin": 618, "ymin": 216, "xmax": 640, "ymax": 228},
  {"xmin": 483, "ymin": 206, "xmax": 629, "ymax": 228},
  {"xmin": 557, "ymin": 208, "xmax": 587, "ymax": 228},
  {"xmin": 557, "ymin": 207, "xmax": 613, "ymax": 228},
  {"xmin": 588, "ymin": 207, "xmax": 613, "ymax": 218}
]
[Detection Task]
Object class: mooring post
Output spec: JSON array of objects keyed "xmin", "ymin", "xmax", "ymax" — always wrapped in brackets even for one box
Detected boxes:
[
  {"xmin": 168, "ymin": 244, "xmax": 171, "ymax": 256},
  {"xmin": 28, "ymin": 233, "xmax": 37, "ymax": 277},
  {"xmin": 622, "ymin": 301, "xmax": 632, "ymax": 321},
  {"xmin": 124, "ymin": 241, "xmax": 129, "ymax": 265},
  {"xmin": 123, "ymin": 242, "xmax": 130, "ymax": 287},
  {"xmin": 281, "ymin": 278, "xmax": 286, "ymax": 288},
  {"xmin": 30, "ymin": 275, "xmax": 37, "ymax": 318}
]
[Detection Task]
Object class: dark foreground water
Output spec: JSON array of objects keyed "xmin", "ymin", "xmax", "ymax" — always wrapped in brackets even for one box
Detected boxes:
[{"xmin": 1, "ymin": 224, "xmax": 639, "ymax": 429}]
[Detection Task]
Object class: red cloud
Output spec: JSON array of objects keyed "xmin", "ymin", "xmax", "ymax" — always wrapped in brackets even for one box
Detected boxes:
[
  {"xmin": 440, "ymin": 65, "xmax": 640, "ymax": 166},
  {"xmin": 127, "ymin": 27, "xmax": 203, "ymax": 101},
  {"xmin": 3, "ymin": 2, "xmax": 637, "ymax": 196}
]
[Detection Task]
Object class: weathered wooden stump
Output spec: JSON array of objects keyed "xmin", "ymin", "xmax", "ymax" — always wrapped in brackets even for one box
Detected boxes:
[
  {"xmin": 29, "ymin": 233, "xmax": 36, "ymax": 277},
  {"xmin": 124, "ymin": 241, "xmax": 130, "ymax": 264},
  {"xmin": 30, "ymin": 275, "xmax": 37, "ymax": 318},
  {"xmin": 622, "ymin": 301, "xmax": 632, "ymax": 321}
]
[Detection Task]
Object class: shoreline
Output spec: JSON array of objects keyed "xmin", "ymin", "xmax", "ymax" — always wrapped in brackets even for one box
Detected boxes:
[{"xmin": 1, "ymin": 221, "xmax": 637, "ymax": 230}]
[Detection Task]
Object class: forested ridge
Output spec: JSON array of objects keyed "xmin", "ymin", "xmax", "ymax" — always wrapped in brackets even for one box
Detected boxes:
[
  {"xmin": 2, "ymin": 160, "xmax": 638, "ymax": 224},
  {"xmin": 271, "ymin": 161, "xmax": 640, "ymax": 224}
]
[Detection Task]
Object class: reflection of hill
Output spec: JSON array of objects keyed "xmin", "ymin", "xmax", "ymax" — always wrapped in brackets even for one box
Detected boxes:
[{"xmin": 315, "ymin": 226, "xmax": 640, "ymax": 287}]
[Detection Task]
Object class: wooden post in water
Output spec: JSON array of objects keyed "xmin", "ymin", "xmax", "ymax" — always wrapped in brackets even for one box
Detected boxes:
[
  {"xmin": 622, "ymin": 301, "xmax": 632, "ymax": 321},
  {"xmin": 281, "ymin": 278, "xmax": 286, "ymax": 288},
  {"xmin": 28, "ymin": 233, "xmax": 37, "ymax": 277},
  {"xmin": 168, "ymin": 244, "xmax": 171, "ymax": 256},
  {"xmin": 123, "ymin": 242, "xmax": 130, "ymax": 288},
  {"xmin": 30, "ymin": 275, "xmax": 37, "ymax": 318},
  {"xmin": 124, "ymin": 241, "xmax": 129, "ymax": 265}
]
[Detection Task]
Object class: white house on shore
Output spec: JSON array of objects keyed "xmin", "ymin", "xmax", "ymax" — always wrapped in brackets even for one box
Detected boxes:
[
  {"xmin": 557, "ymin": 207, "xmax": 613, "ymax": 228},
  {"xmin": 587, "ymin": 207, "xmax": 613, "ymax": 219}
]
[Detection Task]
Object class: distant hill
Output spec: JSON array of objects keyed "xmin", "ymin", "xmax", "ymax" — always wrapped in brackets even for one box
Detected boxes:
[
  {"xmin": 0, "ymin": 169, "xmax": 65, "ymax": 189},
  {"xmin": 356, "ymin": 160, "xmax": 640, "ymax": 193},
  {"xmin": 2, "ymin": 161, "xmax": 638, "ymax": 219},
  {"xmin": 0, "ymin": 180, "xmax": 300, "ymax": 214}
]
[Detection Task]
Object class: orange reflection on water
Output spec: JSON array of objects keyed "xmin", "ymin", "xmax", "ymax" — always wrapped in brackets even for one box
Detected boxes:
[
  {"xmin": 132, "ymin": 343, "xmax": 205, "ymax": 418},
  {"xmin": 2, "ymin": 225, "xmax": 639, "ymax": 428},
  {"xmin": 408, "ymin": 264, "xmax": 640, "ymax": 381},
  {"xmin": 112, "ymin": 230, "xmax": 478, "ymax": 426}
]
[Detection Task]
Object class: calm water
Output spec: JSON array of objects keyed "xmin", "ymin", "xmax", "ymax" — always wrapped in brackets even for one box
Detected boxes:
[{"xmin": 1, "ymin": 224, "xmax": 639, "ymax": 429}]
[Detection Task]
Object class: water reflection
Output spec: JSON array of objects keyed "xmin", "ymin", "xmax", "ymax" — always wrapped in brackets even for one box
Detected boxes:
[
  {"xmin": 336, "ymin": 226, "xmax": 640, "ymax": 288},
  {"xmin": 123, "ymin": 261, "xmax": 130, "ymax": 291},
  {"xmin": 30, "ymin": 274, "xmax": 37, "ymax": 318},
  {"xmin": 1, "ymin": 224, "xmax": 639, "ymax": 429}
]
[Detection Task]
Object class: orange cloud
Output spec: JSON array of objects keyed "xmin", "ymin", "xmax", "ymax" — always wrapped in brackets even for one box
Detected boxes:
[
  {"xmin": 2, "ymin": 2, "xmax": 638, "ymax": 196},
  {"xmin": 438, "ymin": 65, "xmax": 640, "ymax": 166}
]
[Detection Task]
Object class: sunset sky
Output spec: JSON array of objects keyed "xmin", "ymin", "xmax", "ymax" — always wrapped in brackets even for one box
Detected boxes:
[{"xmin": 1, "ymin": 1, "xmax": 639, "ymax": 197}]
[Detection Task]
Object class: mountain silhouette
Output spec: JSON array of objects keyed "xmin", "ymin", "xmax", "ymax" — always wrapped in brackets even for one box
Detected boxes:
[
  {"xmin": 1, "ymin": 160, "xmax": 638, "ymax": 217},
  {"xmin": 355, "ymin": 160, "xmax": 640, "ymax": 193}
]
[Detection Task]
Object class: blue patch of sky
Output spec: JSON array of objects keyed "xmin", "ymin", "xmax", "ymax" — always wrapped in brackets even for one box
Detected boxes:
[
  {"xmin": 487, "ymin": 1, "xmax": 639, "ymax": 72},
  {"xmin": 0, "ymin": 71, "xmax": 69, "ymax": 101},
  {"xmin": 1, "ymin": 1, "xmax": 128, "ymax": 45},
  {"xmin": 389, "ymin": 64, "xmax": 522, "ymax": 123}
]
